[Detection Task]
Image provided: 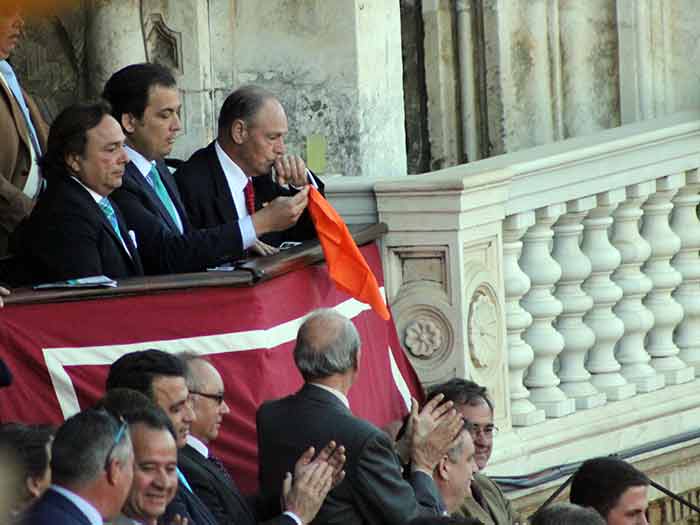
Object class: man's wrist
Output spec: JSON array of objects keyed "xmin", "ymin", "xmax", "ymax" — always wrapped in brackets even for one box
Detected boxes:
[{"xmin": 282, "ymin": 510, "xmax": 303, "ymax": 525}]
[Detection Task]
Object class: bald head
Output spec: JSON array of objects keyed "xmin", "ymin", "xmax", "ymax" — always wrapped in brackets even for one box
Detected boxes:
[
  {"xmin": 293, "ymin": 309, "xmax": 360, "ymax": 382},
  {"xmin": 180, "ymin": 356, "xmax": 230, "ymax": 444}
]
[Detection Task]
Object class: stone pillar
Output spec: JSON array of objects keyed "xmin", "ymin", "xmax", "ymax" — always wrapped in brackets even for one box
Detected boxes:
[
  {"xmin": 642, "ymin": 174, "xmax": 694, "ymax": 385},
  {"xmin": 552, "ymin": 197, "xmax": 605, "ymax": 410},
  {"xmin": 520, "ymin": 204, "xmax": 575, "ymax": 418},
  {"xmin": 581, "ymin": 190, "xmax": 636, "ymax": 401},
  {"xmin": 231, "ymin": 0, "xmax": 407, "ymax": 178},
  {"xmin": 671, "ymin": 170, "xmax": 700, "ymax": 376},
  {"xmin": 85, "ymin": 0, "xmax": 147, "ymax": 98},
  {"xmin": 503, "ymin": 212, "xmax": 545, "ymax": 427},
  {"xmin": 611, "ymin": 182, "xmax": 663, "ymax": 393}
]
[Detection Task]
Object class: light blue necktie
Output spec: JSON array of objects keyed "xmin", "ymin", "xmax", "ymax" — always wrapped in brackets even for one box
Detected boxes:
[
  {"xmin": 0, "ymin": 60, "xmax": 42, "ymax": 158},
  {"xmin": 99, "ymin": 197, "xmax": 128, "ymax": 251},
  {"xmin": 177, "ymin": 467, "xmax": 193, "ymax": 493},
  {"xmin": 146, "ymin": 163, "xmax": 183, "ymax": 234}
]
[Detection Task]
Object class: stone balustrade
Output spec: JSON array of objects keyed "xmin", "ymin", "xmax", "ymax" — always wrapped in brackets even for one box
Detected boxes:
[{"xmin": 326, "ymin": 111, "xmax": 700, "ymax": 495}]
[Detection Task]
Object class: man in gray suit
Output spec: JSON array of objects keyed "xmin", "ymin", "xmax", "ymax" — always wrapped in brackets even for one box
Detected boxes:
[{"xmin": 257, "ymin": 309, "xmax": 464, "ymax": 525}]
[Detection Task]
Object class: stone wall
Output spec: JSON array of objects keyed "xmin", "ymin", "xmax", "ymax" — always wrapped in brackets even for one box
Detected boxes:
[
  {"xmin": 14, "ymin": 0, "xmax": 408, "ymax": 178},
  {"xmin": 410, "ymin": 0, "xmax": 700, "ymax": 172}
]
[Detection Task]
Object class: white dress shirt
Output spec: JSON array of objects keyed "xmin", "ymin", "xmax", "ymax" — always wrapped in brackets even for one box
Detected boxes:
[
  {"xmin": 50, "ymin": 485, "xmax": 103, "ymax": 525},
  {"xmin": 214, "ymin": 141, "xmax": 257, "ymax": 249}
]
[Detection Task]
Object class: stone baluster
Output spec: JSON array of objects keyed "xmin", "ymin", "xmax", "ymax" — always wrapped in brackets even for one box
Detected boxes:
[
  {"xmin": 504, "ymin": 212, "xmax": 546, "ymax": 426},
  {"xmin": 520, "ymin": 205, "xmax": 575, "ymax": 418},
  {"xmin": 672, "ymin": 171, "xmax": 700, "ymax": 376},
  {"xmin": 552, "ymin": 198, "xmax": 606, "ymax": 409},
  {"xmin": 582, "ymin": 189, "xmax": 636, "ymax": 401},
  {"xmin": 641, "ymin": 174, "xmax": 694, "ymax": 384},
  {"xmin": 611, "ymin": 182, "xmax": 664, "ymax": 392}
]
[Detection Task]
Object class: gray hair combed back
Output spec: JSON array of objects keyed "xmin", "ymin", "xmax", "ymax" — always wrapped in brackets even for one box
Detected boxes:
[
  {"xmin": 294, "ymin": 309, "xmax": 360, "ymax": 381},
  {"xmin": 51, "ymin": 410, "xmax": 131, "ymax": 487}
]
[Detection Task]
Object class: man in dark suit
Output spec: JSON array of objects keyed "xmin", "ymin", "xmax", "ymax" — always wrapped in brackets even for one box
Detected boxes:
[
  {"xmin": 175, "ymin": 85, "xmax": 323, "ymax": 256},
  {"xmin": 179, "ymin": 354, "xmax": 340, "ymax": 525},
  {"xmin": 257, "ymin": 309, "xmax": 464, "ymax": 525},
  {"xmin": 102, "ymin": 64, "xmax": 309, "ymax": 274},
  {"xmin": 22, "ymin": 410, "xmax": 134, "ymax": 525},
  {"xmin": 17, "ymin": 101, "xmax": 143, "ymax": 282},
  {"xmin": 106, "ymin": 349, "xmax": 336, "ymax": 525},
  {"xmin": 0, "ymin": 4, "xmax": 49, "ymax": 255}
]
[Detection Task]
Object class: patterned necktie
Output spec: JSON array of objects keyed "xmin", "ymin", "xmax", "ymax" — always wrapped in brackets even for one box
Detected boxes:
[
  {"xmin": 208, "ymin": 453, "xmax": 234, "ymax": 486},
  {"xmin": 244, "ymin": 178, "xmax": 255, "ymax": 215},
  {"xmin": 0, "ymin": 60, "xmax": 42, "ymax": 158},
  {"xmin": 146, "ymin": 163, "xmax": 183, "ymax": 233},
  {"xmin": 99, "ymin": 197, "xmax": 128, "ymax": 251}
]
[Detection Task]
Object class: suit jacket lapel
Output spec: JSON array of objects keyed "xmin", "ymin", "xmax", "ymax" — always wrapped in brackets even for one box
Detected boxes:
[
  {"xmin": 156, "ymin": 160, "xmax": 190, "ymax": 232},
  {"xmin": 182, "ymin": 445, "xmax": 255, "ymax": 522},
  {"xmin": 124, "ymin": 161, "xmax": 180, "ymax": 233},
  {"xmin": 206, "ymin": 142, "xmax": 239, "ymax": 224},
  {"xmin": 68, "ymin": 179, "xmax": 139, "ymax": 271},
  {"xmin": 113, "ymin": 204, "xmax": 143, "ymax": 274},
  {"xmin": 0, "ymin": 79, "xmax": 32, "ymax": 153}
]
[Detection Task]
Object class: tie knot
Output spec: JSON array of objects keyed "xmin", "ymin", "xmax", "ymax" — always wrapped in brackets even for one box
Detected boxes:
[{"xmin": 0, "ymin": 60, "xmax": 13, "ymax": 76}]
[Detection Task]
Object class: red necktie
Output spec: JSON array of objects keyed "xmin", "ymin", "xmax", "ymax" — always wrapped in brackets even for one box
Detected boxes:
[{"xmin": 244, "ymin": 179, "xmax": 255, "ymax": 215}]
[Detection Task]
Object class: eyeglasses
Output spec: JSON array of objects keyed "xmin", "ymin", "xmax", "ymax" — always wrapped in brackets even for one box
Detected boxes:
[
  {"xmin": 104, "ymin": 416, "xmax": 128, "ymax": 470},
  {"xmin": 464, "ymin": 422, "xmax": 498, "ymax": 438},
  {"xmin": 190, "ymin": 391, "xmax": 225, "ymax": 405}
]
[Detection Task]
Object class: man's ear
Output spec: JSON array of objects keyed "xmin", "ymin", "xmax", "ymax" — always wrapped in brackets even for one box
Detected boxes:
[
  {"xmin": 436, "ymin": 456, "xmax": 450, "ymax": 481},
  {"xmin": 65, "ymin": 152, "xmax": 80, "ymax": 174},
  {"xmin": 231, "ymin": 119, "xmax": 247, "ymax": 145},
  {"xmin": 121, "ymin": 113, "xmax": 137, "ymax": 134},
  {"xmin": 25, "ymin": 475, "xmax": 44, "ymax": 498}
]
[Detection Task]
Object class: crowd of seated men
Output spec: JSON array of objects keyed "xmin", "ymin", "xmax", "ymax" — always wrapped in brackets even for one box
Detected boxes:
[
  {"xmin": 1, "ymin": 2, "xmax": 324, "ymax": 290},
  {"xmin": 0, "ymin": 5, "xmax": 656, "ymax": 525},
  {"xmin": 0, "ymin": 309, "xmax": 653, "ymax": 525}
]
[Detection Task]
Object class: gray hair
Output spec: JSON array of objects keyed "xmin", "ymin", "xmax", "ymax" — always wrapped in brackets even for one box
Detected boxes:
[
  {"xmin": 531, "ymin": 502, "xmax": 606, "ymax": 525},
  {"xmin": 51, "ymin": 410, "xmax": 132, "ymax": 488},
  {"xmin": 178, "ymin": 352, "xmax": 205, "ymax": 392},
  {"xmin": 294, "ymin": 309, "xmax": 360, "ymax": 381},
  {"xmin": 445, "ymin": 429, "xmax": 470, "ymax": 463},
  {"xmin": 218, "ymin": 85, "xmax": 276, "ymax": 139}
]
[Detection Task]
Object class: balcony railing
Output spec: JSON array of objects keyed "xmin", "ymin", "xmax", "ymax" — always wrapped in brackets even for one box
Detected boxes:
[{"xmin": 326, "ymin": 110, "xmax": 700, "ymax": 509}]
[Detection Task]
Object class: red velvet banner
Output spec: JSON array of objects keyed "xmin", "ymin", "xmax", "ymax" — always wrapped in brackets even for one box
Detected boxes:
[{"xmin": 0, "ymin": 244, "xmax": 421, "ymax": 494}]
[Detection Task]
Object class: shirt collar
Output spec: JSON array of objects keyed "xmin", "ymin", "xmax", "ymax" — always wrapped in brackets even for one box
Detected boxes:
[
  {"xmin": 214, "ymin": 140, "xmax": 249, "ymax": 191},
  {"xmin": 70, "ymin": 176, "xmax": 105, "ymax": 205},
  {"xmin": 49, "ymin": 485, "xmax": 103, "ymax": 525},
  {"xmin": 124, "ymin": 144, "xmax": 155, "ymax": 178},
  {"xmin": 309, "ymin": 383, "xmax": 350, "ymax": 409},
  {"xmin": 186, "ymin": 434, "xmax": 209, "ymax": 458}
]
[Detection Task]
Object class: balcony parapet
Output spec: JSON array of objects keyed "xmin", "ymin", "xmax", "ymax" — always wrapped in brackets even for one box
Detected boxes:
[{"xmin": 327, "ymin": 111, "xmax": 700, "ymax": 494}]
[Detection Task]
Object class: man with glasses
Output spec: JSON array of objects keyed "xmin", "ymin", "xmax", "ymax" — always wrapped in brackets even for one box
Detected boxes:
[
  {"xmin": 22, "ymin": 410, "xmax": 133, "ymax": 525},
  {"xmin": 179, "ymin": 353, "xmax": 341, "ymax": 525},
  {"xmin": 427, "ymin": 379, "xmax": 515, "ymax": 525}
]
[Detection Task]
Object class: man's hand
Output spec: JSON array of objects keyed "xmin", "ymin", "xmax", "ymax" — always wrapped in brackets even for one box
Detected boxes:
[
  {"xmin": 250, "ymin": 240, "xmax": 279, "ymax": 257},
  {"xmin": 0, "ymin": 286, "xmax": 9, "ymax": 308},
  {"xmin": 274, "ymin": 155, "xmax": 308, "ymax": 187},
  {"xmin": 252, "ymin": 187, "xmax": 309, "ymax": 236},
  {"xmin": 409, "ymin": 395, "xmax": 463, "ymax": 473},
  {"xmin": 294, "ymin": 442, "xmax": 346, "ymax": 489},
  {"xmin": 282, "ymin": 458, "xmax": 334, "ymax": 525}
]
